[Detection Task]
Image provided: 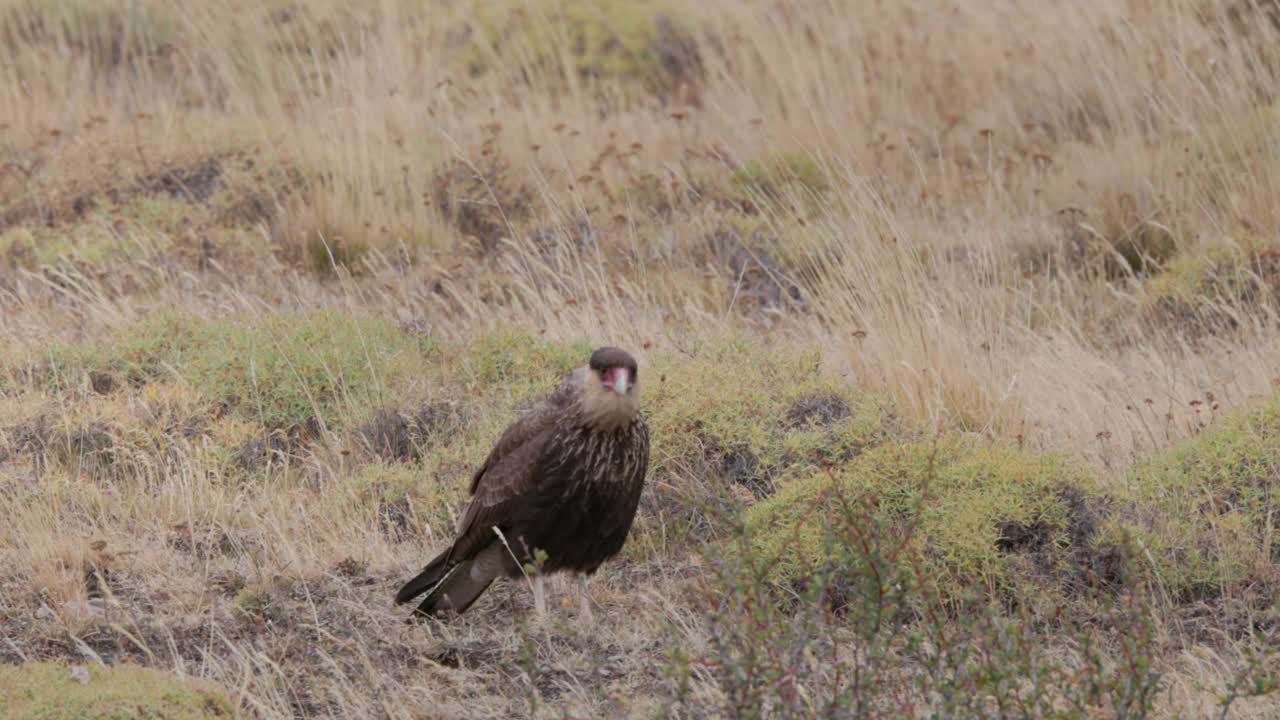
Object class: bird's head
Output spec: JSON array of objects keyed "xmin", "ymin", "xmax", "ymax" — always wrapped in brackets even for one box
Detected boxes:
[{"xmin": 581, "ymin": 346, "xmax": 641, "ymax": 431}]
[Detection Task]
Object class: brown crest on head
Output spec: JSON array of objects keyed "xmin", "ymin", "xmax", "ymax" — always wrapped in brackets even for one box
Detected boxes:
[{"xmin": 582, "ymin": 346, "xmax": 641, "ymax": 432}]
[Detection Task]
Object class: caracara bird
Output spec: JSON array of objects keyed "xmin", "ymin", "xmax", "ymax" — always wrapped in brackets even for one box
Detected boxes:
[{"xmin": 395, "ymin": 347, "xmax": 649, "ymax": 621}]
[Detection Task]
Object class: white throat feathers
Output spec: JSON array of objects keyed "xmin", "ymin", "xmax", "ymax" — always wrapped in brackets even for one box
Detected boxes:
[{"xmin": 580, "ymin": 365, "xmax": 641, "ymax": 432}]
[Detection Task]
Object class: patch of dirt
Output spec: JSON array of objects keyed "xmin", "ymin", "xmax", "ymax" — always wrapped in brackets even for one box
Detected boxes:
[
  {"xmin": 432, "ymin": 151, "xmax": 535, "ymax": 254},
  {"xmin": 218, "ymin": 163, "xmax": 305, "ymax": 230},
  {"xmin": 526, "ymin": 220, "xmax": 605, "ymax": 271},
  {"xmin": 711, "ymin": 443, "xmax": 771, "ymax": 500},
  {"xmin": 1060, "ymin": 485, "xmax": 1126, "ymax": 593},
  {"xmin": 356, "ymin": 401, "xmax": 463, "ymax": 463},
  {"xmin": 0, "ymin": 158, "xmax": 227, "ymax": 235},
  {"xmin": 0, "ymin": 565, "xmax": 669, "ymax": 718},
  {"xmin": 378, "ymin": 497, "xmax": 418, "ymax": 543},
  {"xmin": 700, "ymin": 227, "xmax": 807, "ymax": 318},
  {"xmin": 357, "ymin": 408, "xmax": 415, "ymax": 462},
  {"xmin": 87, "ymin": 370, "xmax": 116, "ymax": 395},
  {"xmin": 232, "ymin": 433, "xmax": 289, "ymax": 473},
  {"xmin": 430, "ymin": 637, "xmax": 508, "ymax": 670},
  {"xmin": 414, "ymin": 401, "xmax": 463, "ymax": 438},
  {"xmin": 7, "ymin": 413, "xmax": 52, "ymax": 457},
  {"xmin": 167, "ymin": 523, "xmax": 262, "ymax": 559},
  {"xmin": 1171, "ymin": 578, "xmax": 1280, "ymax": 648},
  {"xmin": 333, "ymin": 557, "xmax": 367, "ymax": 578},
  {"xmin": 136, "ymin": 160, "xmax": 224, "ymax": 203},
  {"xmin": 995, "ymin": 518, "xmax": 1057, "ymax": 559},
  {"xmin": 58, "ymin": 422, "xmax": 116, "ymax": 470},
  {"xmin": 786, "ymin": 394, "xmax": 850, "ymax": 430},
  {"xmin": 653, "ymin": 14, "xmax": 703, "ymax": 107},
  {"xmin": 995, "ymin": 485, "xmax": 1122, "ymax": 595}
]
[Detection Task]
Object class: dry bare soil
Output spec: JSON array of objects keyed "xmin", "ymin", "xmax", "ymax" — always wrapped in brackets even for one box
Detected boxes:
[{"xmin": 3, "ymin": 1, "xmax": 1280, "ymax": 718}]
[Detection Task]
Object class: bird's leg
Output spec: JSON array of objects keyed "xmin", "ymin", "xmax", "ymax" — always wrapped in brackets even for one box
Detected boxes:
[
  {"xmin": 577, "ymin": 574, "xmax": 593, "ymax": 623},
  {"xmin": 532, "ymin": 573, "xmax": 547, "ymax": 619}
]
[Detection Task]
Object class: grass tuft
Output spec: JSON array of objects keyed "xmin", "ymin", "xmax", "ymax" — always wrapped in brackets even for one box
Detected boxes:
[{"xmin": 0, "ymin": 662, "xmax": 235, "ymax": 719}]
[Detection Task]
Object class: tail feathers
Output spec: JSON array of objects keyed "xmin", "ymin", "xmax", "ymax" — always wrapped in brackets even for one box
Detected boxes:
[
  {"xmin": 395, "ymin": 550, "xmax": 452, "ymax": 605},
  {"xmin": 416, "ymin": 566, "xmax": 496, "ymax": 616},
  {"xmin": 399, "ymin": 542, "xmax": 507, "ymax": 617}
]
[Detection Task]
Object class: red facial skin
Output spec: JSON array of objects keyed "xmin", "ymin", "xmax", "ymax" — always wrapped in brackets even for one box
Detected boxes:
[{"xmin": 601, "ymin": 366, "xmax": 630, "ymax": 392}]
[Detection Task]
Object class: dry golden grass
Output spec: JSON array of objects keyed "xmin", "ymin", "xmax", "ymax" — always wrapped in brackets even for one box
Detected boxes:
[{"xmin": 3, "ymin": 0, "xmax": 1280, "ymax": 717}]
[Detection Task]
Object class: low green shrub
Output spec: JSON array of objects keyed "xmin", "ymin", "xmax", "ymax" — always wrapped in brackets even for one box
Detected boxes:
[
  {"xmin": 638, "ymin": 337, "xmax": 890, "ymax": 515},
  {"xmin": 1141, "ymin": 237, "xmax": 1280, "ymax": 335},
  {"xmin": 742, "ymin": 437, "xmax": 1099, "ymax": 606},
  {"xmin": 455, "ymin": 0, "xmax": 701, "ymax": 99},
  {"xmin": 39, "ymin": 311, "xmax": 424, "ymax": 435},
  {"xmin": 731, "ymin": 152, "xmax": 831, "ymax": 217},
  {"xmin": 662, "ymin": 468, "xmax": 1162, "ymax": 719},
  {"xmin": 1106, "ymin": 392, "xmax": 1280, "ymax": 600},
  {"xmin": 0, "ymin": 662, "xmax": 235, "ymax": 719}
]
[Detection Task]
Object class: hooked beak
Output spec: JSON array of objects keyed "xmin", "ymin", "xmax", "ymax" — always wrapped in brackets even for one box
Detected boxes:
[{"xmin": 603, "ymin": 367, "xmax": 629, "ymax": 394}]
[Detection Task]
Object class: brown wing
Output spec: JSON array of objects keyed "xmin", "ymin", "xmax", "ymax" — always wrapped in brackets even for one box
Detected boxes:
[
  {"xmin": 467, "ymin": 368, "xmax": 582, "ymax": 494},
  {"xmin": 445, "ymin": 369, "xmax": 582, "ymax": 564}
]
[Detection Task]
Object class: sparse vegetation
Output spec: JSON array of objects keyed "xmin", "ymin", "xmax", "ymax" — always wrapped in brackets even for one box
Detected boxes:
[
  {"xmin": 4, "ymin": 0, "xmax": 1280, "ymax": 717},
  {"xmin": 0, "ymin": 661, "xmax": 234, "ymax": 719}
]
